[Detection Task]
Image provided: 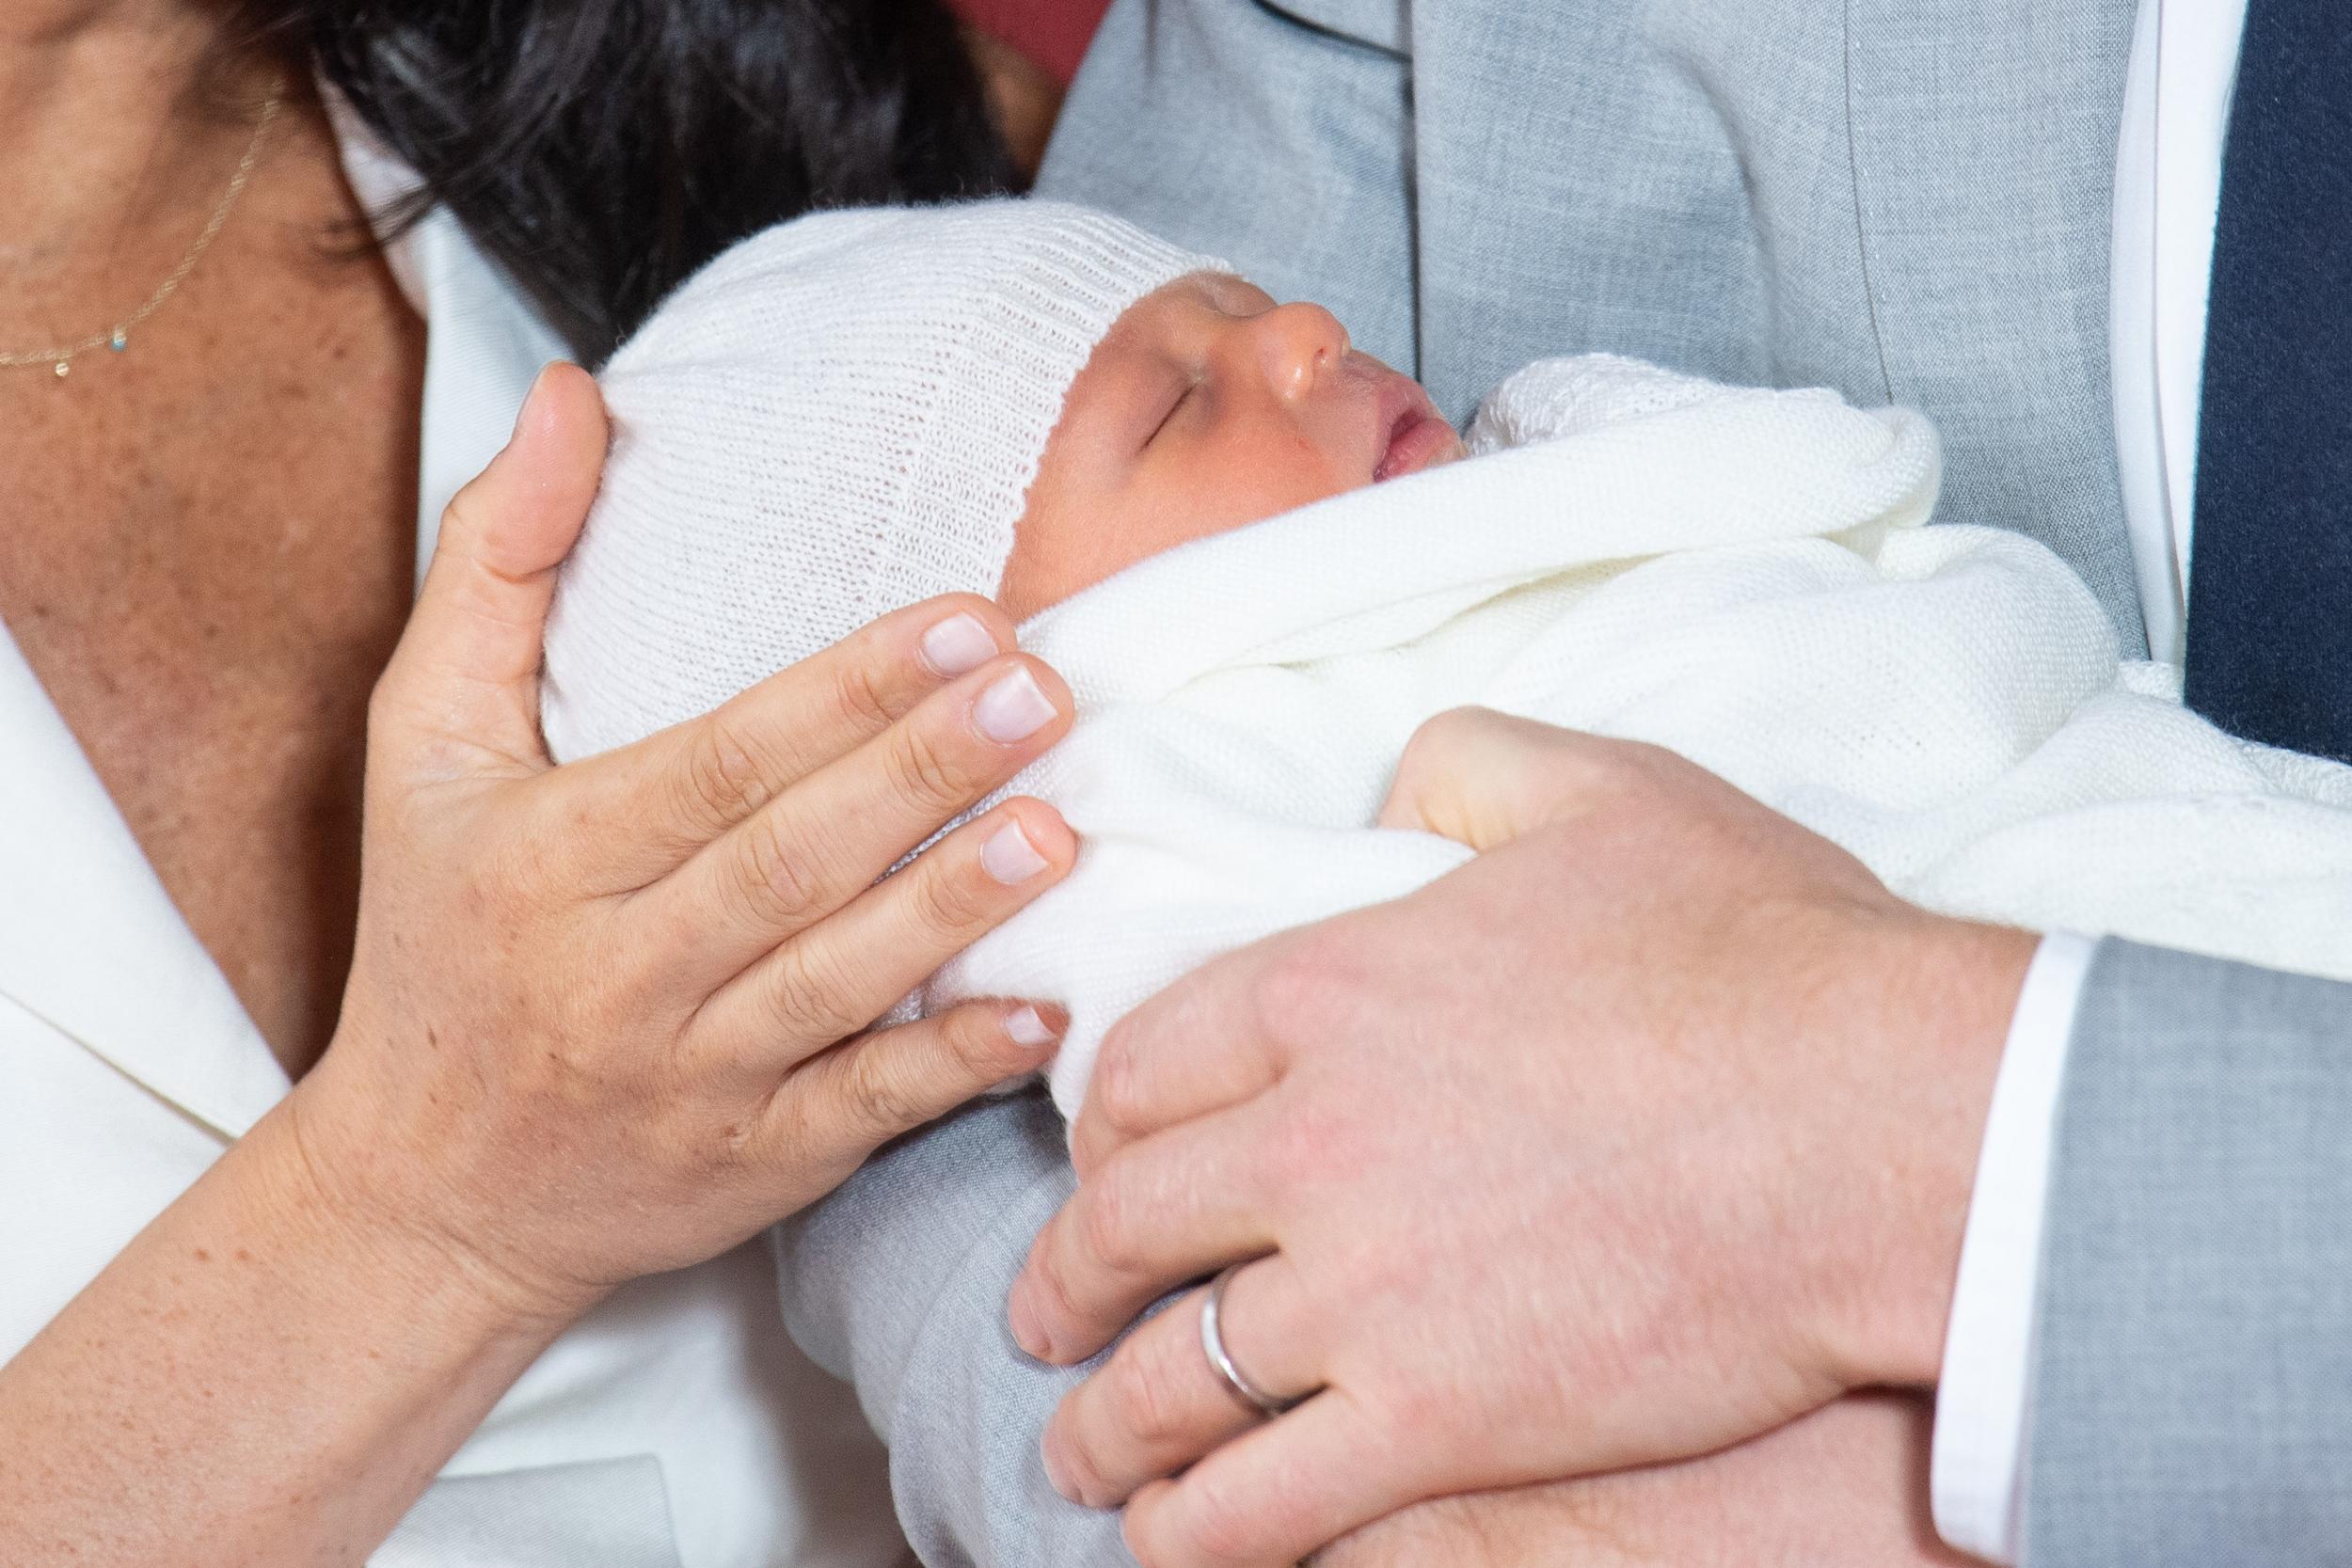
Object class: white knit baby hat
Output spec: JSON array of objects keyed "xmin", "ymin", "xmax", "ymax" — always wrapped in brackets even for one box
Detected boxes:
[{"xmin": 540, "ymin": 199, "xmax": 1225, "ymax": 763}]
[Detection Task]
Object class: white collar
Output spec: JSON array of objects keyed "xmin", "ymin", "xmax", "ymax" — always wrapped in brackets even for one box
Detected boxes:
[{"xmin": 0, "ymin": 100, "xmax": 564, "ymax": 1138}]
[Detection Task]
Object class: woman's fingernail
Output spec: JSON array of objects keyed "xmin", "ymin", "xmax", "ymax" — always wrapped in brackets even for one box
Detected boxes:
[
  {"xmin": 975, "ymin": 665, "xmax": 1057, "ymax": 744},
  {"xmin": 920, "ymin": 611, "xmax": 999, "ymax": 677},
  {"xmin": 982, "ymin": 820, "xmax": 1052, "ymax": 885},
  {"xmin": 1005, "ymin": 1004, "xmax": 1062, "ymax": 1050}
]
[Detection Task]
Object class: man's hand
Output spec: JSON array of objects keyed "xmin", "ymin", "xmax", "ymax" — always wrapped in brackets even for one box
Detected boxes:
[
  {"xmin": 1317, "ymin": 1393, "xmax": 1977, "ymax": 1568},
  {"xmin": 1006, "ymin": 710, "xmax": 2035, "ymax": 1567}
]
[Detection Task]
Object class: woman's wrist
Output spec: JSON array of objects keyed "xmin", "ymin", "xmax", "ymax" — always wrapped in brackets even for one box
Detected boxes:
[
  {"xmin": 0, "ymin": 1085, "xmax": 580, "ymax": 1566},
  {"xmin": 271, "ymin": 1061, "xmax": 612, "ymax": 1341}
]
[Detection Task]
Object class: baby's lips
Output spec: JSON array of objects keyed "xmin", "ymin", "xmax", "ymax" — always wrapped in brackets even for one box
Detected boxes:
[{"xmin": 1372, "ymin": 370, "xmax": 1464, "ymax": 483}]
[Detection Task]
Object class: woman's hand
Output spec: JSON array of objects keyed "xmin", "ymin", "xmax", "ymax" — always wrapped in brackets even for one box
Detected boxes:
[
  {"xmin": 1314, "ymin": 1392, "xmax": 1974, "ymax": 1568},
  {"xmin": 0, "ymin": 364, "xmax": 1079, "ymax": 1567},
  {"xmin": 1005, "ymin": 708, "xmax": 2033, "ymax": 1568},
  {"xmin": 295, "ymin": 362, "xmax": 1080, "ymax": 1320}
]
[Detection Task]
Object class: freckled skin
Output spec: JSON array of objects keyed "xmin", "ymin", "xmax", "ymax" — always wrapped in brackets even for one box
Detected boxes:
[
  {"xmin": 0, "ymin": 81, "xmax": 423, "ymax": 1083},
  {"xmin": 998, "ymin": 276, "xmax": 1462, "ymax": 619}
]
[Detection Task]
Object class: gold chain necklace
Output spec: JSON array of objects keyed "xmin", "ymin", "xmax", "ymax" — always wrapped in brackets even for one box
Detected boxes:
[{"xmin": 1, "ymin": 87, "xmax": 283, "ymax": 380}]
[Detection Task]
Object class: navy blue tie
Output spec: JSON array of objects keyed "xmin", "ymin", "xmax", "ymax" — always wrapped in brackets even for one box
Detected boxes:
[{"xmin": 2184, "ymin": 0, "xmax": 2352, "ymax": 763}]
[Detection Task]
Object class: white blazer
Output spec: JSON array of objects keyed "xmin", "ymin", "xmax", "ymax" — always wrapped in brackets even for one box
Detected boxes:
[{"xmin": 0, "ymin": 107, "xmax": 905, "ymax": 1568}]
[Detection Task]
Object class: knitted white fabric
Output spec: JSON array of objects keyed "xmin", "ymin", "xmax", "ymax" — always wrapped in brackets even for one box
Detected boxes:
[
  {"xmin": 540, "ymin": 200, "xmax": 1224, "ymax": 763},
  {"xmin": 917, "ymin": 354, "xmax": 2352, "ymax": 1120}
]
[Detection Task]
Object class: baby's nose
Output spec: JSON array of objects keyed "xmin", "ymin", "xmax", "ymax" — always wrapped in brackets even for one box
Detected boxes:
[{"xmin": 1250, "ymin": 302, "xmax": 1353, "ymax": 401}]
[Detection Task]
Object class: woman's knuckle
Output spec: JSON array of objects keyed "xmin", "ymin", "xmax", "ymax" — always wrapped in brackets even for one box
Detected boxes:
[
  {"xmin": 684, "ymin": 717, "xmax": 774, "ymax": 823},
  {"xmin": 740, "ymin": 947, "xmax": 820, "ymax": 1044},
  {"xmin": 885, "ymin": 724, "xmax": 973, "ymax": 811},
  {"xmin": 908, "ymin": 859, "xmax": 988, "ymax": 937},
  {"xmin": 938, "ymin": 1006, "xmax": 1013, "ymax": 1083},
  {"xmin": 843, "ymin": 1051, "xmax": 930, "ymax": 1137},
  {"xmin": 734, "ymin": 813, "xmax": 823, "ymax": 927},
  {"xmin": 829, "ymin": 655, "xmax": 898, "ymax": 732}
]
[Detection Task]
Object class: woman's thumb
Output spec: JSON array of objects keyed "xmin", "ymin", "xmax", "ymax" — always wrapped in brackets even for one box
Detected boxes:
[{"xmin": 378, "ymin": 361, "xmax": 609, "ymax": 775}]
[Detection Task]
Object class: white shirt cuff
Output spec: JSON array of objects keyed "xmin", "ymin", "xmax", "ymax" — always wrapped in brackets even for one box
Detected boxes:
[{"xmin": 1929, "ymin": 930, "xmax": 2099, "ymax": 1565}]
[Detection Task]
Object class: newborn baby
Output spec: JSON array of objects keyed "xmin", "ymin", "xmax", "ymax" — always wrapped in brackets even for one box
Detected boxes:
[
  {"xmin": 542, "ymin": 199, "xmax": 1461, "ymax": 764},
  {"xmin": 546, "ymin": 199, "xmax": 2352, "ymax": 1120}
]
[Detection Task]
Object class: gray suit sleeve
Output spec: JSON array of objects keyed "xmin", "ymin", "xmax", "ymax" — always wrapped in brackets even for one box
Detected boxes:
[
  {"xmin": 772, "ymin": 1089, "xmax": 1136, "ymax": 1567},
  {"xmin": 2027, "ymin": 940, "xmax": 2352, "ymax": 1563}
]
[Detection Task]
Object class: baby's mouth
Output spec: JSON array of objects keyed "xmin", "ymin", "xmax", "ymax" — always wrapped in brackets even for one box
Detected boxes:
[{"xmin": 1371, "ymin": 370, "xmax": 1466, "ymax": 483}]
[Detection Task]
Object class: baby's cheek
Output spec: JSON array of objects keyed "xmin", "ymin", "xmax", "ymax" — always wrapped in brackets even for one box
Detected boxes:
[
  {"xmin": 999, "ymin": 429, "xmax": 1367, "ymax": 617},
  {"xmin": 998, "ymin": 483, "xmax": 1178, "ymax": 619}
]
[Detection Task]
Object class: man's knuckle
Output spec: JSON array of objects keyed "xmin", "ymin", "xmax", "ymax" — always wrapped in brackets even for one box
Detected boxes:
[
  {"xmin": 1119, "ymin": 1338, "xmax": 1191, "ymax": 1446},
  {"xmin": 1026, "ymin": 1241, "xmax": 1085, "ymax": 1338},
  {"xmin": 1408, "ymin": 704, "xmax": 1486, "ymax": 756},
  {"xmin": 1263, "ymin": 1102, "xmax": 1343, "ymax": 1197},
  {"xmin": 1092, "ymin": 1042, "xmax": 1147, "ymax": 1133},
  {"xmin": 1253, "ymin": 938, "xmax": 1347, "ymax": 1045},
  {"xmin": 1077, "ymin": 1169, "xmax": 1140, "ymax": 1275},
  {"xmin": 1180, "ymin": 1474, "xmax": 1263, "ymax": 1568}
]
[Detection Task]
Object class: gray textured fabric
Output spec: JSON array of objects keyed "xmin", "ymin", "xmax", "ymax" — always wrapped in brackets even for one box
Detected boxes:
[
  {"xmin": 2029, "ymin": 941, "xmax": 2352, "ymax": 1565},
  {"xmin": 775, "ymin": 1090, "xmax": 1134, "ymax": 1566},
  {"xmin": 1046, "ymin": 0, "xmax": 2148, "ymax": 649},
  {"xmin": 775, "ymin": 3, "xmax": 2352, "ymax": 1562}
]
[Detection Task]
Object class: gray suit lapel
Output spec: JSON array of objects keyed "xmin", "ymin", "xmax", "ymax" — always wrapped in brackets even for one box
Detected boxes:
[
  {"xmin": 1847, "ymin": 0, "xmax": 2148, "ymax": 648},
  {"xmin": 1406, "ymin": 0, "xmax": 1785, "ymax": 422}
]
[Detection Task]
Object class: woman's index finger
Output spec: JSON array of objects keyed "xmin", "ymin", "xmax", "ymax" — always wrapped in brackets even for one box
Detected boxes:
[{"xmin": 556, "ymin": 594, "xmax": 1019, "ymax": 880}]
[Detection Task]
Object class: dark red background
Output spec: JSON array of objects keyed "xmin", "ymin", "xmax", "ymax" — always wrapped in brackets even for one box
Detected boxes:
[{"xmin": 946, "ymin": 0, "xmax": 1115, "ymax": 85}]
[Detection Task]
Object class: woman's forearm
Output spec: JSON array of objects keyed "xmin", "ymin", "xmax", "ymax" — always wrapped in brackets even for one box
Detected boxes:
[{"xmin": 0, "ymin": 1101, "xmax": 573, "ymax": 1567}]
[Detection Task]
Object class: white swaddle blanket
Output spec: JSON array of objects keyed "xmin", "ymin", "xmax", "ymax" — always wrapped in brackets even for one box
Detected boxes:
[{"xmin": 923, "ymin": 355, "xmax": 2352, "ymax": 1118}]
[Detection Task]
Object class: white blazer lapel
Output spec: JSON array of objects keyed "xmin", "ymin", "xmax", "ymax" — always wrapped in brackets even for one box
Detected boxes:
[
  {"xmin": 0, "ymin": 623, "xmax": 287, "ymax": 1141},
  {"xmin": 327, "ymin": 88, "xmax": 567, "ymax": 591},
  {"xmin": 399, "ymin": 206, "xmax": 570, "ymax": 588}
]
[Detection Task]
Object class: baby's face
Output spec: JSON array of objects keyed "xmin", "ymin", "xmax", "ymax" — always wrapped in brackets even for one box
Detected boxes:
[{"xmin": 998, "ymin": 275, "xmax": 1465, "ymax": 617}]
